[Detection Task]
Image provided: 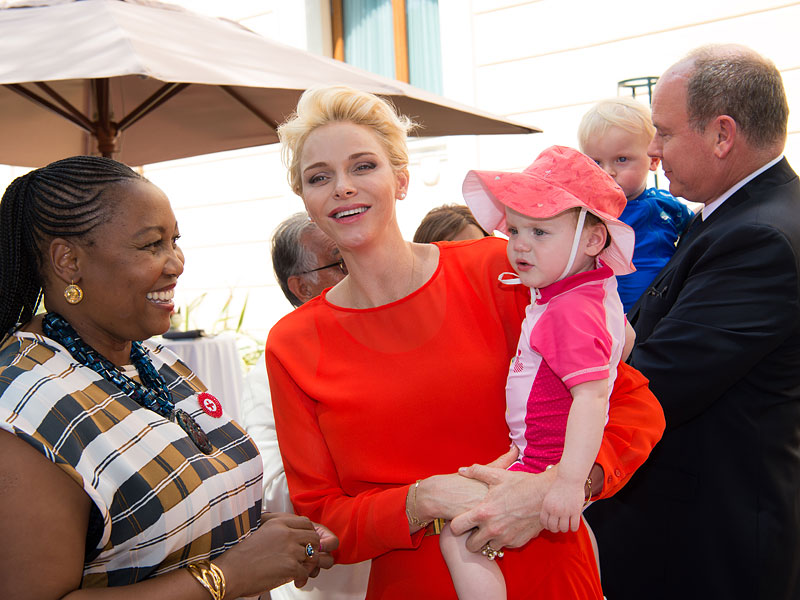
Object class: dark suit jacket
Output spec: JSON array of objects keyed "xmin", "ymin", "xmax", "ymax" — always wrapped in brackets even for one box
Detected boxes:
[{"xmin": 587, "ymin": 158, "xmax": 800, "ymax": 600}]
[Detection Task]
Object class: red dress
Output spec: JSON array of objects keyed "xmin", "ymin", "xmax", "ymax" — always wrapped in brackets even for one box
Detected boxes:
[{"xmin": 266, "ymin": 237, "xmax": 664, "ymax": 599}]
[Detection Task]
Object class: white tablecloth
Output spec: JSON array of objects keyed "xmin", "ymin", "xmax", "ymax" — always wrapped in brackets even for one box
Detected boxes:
[{"xmin": 158, "ymin": 333, "xmax": 243, "ymax": 423}]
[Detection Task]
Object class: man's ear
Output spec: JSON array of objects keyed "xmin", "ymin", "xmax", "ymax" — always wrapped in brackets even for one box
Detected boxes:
[
  {"xmin": 287, "ymin": 274, "xmax": 313, "ymax": 305},
  {"xmin": 49, "ymin": 238, "xmax": 81, "ymax": 284},
  {"xmin": 712, "ymin": 115, "xmax": 736, "ymax": 159},
  {"xmin": 585, "ymin": 224, "xmax": 608, "ymax": 258}
]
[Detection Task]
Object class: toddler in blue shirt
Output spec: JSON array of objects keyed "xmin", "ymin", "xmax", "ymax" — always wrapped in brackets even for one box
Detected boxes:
[{"xmin": 579, "ymin": 97, "xmax": 693, "ymax": 312}]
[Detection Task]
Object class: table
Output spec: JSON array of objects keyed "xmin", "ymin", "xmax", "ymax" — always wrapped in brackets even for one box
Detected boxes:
[{"xmin": 157, "ymin": 333, "xmax": 244, "ymax": 423}]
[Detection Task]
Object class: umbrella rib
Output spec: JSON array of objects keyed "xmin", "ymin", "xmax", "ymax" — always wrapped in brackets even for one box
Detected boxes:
[
  {"xmin": 117, "ymin": 82, "xmax": 190, "ymax": 132},
  {"xmin": 4, "ymin": 84, "xmax": 93, "ymax": 134},
  {"xmin": 220, "ymin": 86, "xmax": 279, "ymax": 131},
  {"xmin": 33, "ymin": 82, "xmax": 95, "ymax": 131}
]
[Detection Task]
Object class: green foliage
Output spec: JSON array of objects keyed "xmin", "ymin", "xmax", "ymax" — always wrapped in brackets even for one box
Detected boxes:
[
  {"xmin": 173, "ymin": 292, "xmax": 208, "ymax": 332},
  {"xmin": 171, "ymin": 291, "xmax": 264, "ymax": 369}
]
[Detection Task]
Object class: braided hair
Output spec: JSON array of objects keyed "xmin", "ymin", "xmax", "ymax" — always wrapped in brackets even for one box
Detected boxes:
[{"xmin": 0, "ymin": 156, "xmax": 144, "ymax": 341}]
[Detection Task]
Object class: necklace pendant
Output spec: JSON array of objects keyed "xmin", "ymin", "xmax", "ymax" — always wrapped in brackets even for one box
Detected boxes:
[{"xmin": 174, "ymin": 409, "xmax": 213, "ymax": 454}]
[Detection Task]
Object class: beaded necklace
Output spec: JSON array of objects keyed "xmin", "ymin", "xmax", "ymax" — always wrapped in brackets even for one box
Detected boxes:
[{"xmin": 42, "ymin": 312, "xmax": 212, "ymax": 454}]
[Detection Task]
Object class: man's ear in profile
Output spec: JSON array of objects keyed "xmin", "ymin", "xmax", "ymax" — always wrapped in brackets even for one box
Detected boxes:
[{"xmin": 287, "ymin": 275, "xmax": 316, "ymax": 305}]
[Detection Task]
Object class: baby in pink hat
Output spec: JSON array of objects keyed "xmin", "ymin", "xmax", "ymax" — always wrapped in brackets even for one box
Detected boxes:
[{"xmin": 439, "ymin": 146, "xmax": 636, "ymax": 599}]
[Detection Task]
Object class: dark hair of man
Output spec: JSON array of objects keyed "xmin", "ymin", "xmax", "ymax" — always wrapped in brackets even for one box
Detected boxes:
[
  {"xmin": 271, "ymin": 212, "xmax": 322, "ymax": 308},
  {"xmin": 686, "ymin": 45, "xmax": 789, "ymax": 149},
  {"xmin": 413, "ymin": 203, "xmax": 490, "ymax": 244},
  {"xmin": 0, "ymin": 155, "xmax": 144, "ymax": 341}
]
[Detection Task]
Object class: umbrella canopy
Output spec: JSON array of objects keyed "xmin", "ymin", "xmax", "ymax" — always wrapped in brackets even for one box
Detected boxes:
[{"xmin": 0, "ymin": 0, "xmax": 539, "ymax": 167}]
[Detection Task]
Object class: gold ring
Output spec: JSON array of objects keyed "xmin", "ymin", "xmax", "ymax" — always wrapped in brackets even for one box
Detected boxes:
[
  {"xmin": 305, "ymin": 543, "xmax": 315, "ymax": 558},
  {"xmin": 481, "ymin": 543, "xmax": 504, "ymax": 561}
]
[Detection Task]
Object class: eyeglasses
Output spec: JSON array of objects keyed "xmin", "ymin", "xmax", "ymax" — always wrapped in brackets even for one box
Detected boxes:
[{"xmin": 298, "ymin": 258, "xmax": 348, "ymax": 276}]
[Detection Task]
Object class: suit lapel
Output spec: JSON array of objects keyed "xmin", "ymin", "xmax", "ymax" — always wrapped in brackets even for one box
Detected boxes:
[{"xmin": 676, "ymin": 212, "xmax": 703, "ymax": 248}]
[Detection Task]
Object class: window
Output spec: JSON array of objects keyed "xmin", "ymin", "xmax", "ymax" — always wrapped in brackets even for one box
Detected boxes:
[{"xmin": 332, "ymin": 0, "xmax": 443, "ymax": 94}]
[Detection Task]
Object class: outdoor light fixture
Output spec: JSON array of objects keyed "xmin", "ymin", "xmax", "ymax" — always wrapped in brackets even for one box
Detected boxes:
[{"xmin": 617, "ymin": 76, "xmax": 659, "ymax": 106}]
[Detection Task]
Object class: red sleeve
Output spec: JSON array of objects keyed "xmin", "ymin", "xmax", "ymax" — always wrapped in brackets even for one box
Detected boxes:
[
  {"xmin": 265, "ymin": 333, "xmax": 416, "ymax": 564},
  {"xmin": 594, "ymin": 361, "xmax": 665, "ymax": 499}
]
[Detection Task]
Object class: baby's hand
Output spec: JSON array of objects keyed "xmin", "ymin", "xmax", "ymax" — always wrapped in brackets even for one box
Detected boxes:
[{"xmin": 540, "ymin": 477, "xmax": 584, "ymax": 533}]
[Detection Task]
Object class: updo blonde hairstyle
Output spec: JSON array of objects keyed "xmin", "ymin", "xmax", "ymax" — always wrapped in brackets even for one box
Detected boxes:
[{"xmin": 278, "ymin": 85, "xmax": 416, "ymax": 196}]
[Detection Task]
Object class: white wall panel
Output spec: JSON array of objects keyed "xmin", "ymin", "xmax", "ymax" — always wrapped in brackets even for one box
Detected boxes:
[
  {"xmin": 472, "ymin": 1, "xmax": 795, "ymax": 67},
  {"xmin": 474, "ymin": 6, "xmax": 800, "ymax": 115}
]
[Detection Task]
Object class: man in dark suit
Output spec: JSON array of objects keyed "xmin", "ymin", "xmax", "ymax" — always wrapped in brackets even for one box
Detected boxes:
[{"xmin": 586, "ymin": 44, "xmax": 800, "ymax": 600}]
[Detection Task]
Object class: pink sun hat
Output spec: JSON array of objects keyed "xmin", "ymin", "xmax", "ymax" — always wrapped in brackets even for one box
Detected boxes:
[{"xmin": 462, "ymin": 145, "xmax": 635, "ymax": 276}]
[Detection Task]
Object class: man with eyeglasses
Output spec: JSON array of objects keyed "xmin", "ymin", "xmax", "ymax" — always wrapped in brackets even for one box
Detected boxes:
[
  {"xmin": 240, "ymin": 212, "xmax": 368, "ymax": 600},
  {"xmin": 272, "ymin": 212, "xmax": 348, "ymax": 308}
]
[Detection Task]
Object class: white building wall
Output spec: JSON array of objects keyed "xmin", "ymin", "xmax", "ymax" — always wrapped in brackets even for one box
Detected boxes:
[
  {"xmin": 466, "ymin": 0, "xmax": 800, "ymax": 169},
  {"xmin": 3, "ymin": 1, "xmax": 798, "ymax": 353}
]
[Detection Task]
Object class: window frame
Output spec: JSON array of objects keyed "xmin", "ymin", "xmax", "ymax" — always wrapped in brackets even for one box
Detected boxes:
[{"xmin": 331, "ymin": 0, "xmax": 410, "ymax": 82}]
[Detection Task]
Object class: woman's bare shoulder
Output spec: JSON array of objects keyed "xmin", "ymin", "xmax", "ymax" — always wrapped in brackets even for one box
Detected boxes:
[{"xmin": 0, "ymin": 429, "xmax": 89, "ymax": 599}]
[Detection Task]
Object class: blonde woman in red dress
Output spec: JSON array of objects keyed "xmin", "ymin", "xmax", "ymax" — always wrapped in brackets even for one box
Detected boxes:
[{"xmin": 266, "ymin": 85, "xmax": 665, "ymax": 599}]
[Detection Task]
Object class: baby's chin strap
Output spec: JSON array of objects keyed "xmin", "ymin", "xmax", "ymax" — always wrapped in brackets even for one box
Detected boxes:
[
  {"xmin": 497, "ymin": 271, "xmax": 541, "ymax": 301},
  {"xmin": 556, "ymin": 208, "xmax": 587, "ymax": 282},
  {"xmin": 497, "ymin": 272, "xmax": 522, "ymax": 285},
  {"xmin": 497, "ymin": 208, "xmax": 587, "ymax": 298}
]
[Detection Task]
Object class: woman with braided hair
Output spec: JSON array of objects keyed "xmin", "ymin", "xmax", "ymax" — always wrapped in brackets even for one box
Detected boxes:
[{"xmin": 0, "ymin": 156, "xmax": 337, "ymax": 599}]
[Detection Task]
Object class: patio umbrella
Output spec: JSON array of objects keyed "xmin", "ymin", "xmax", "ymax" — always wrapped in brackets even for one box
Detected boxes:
[{"xmin": 0, "ymin": 0, "xmax": 539, "ymax": 167}]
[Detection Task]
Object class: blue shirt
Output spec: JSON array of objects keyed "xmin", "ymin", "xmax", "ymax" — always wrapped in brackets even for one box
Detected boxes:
[{"xmin": 617, "ymin": 187, "xmax": 693, "ymax": 312}]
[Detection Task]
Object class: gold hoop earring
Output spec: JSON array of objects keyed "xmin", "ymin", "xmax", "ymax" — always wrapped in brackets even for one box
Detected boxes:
[{"xmin": 64, "ymin": 281, "xmax": 83, "ymax": 304}]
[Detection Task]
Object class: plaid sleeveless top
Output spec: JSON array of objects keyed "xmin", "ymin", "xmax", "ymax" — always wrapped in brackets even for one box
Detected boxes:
[{"xmin": 0, "ymin": 331, "xmax": 262, "ymax": 587}]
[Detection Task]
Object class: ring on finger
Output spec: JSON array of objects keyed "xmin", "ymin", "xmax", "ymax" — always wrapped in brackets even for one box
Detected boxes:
[
  {"xmin": 480, "ymin": 543, "xmax": 504, "ymax": 561},
  {"xmin": 305, "ymin": 543, "xmax": 315, "ymax": 559}
]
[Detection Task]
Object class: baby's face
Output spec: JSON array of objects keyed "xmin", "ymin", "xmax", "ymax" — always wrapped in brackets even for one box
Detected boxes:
[
  {"xmin": 504, "ymin": 207, "xmax": 597, "ymax": 289},
  {"xmin": 582, "ymin": 126, "xmax": 659, "ymax": 200}
]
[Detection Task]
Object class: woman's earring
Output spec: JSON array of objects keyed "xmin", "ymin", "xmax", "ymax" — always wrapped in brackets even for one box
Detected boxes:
[
  {"xmin": 399, "ymin": 192, "xmax": 406, "ymax": 199},
  {"xmin": 64, "ymin": 281, "xmax": 83, "ymax": 304}
]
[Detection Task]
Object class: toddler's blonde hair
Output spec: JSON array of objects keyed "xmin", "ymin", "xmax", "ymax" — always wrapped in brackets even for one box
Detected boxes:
[{"xmin": 578, "ymin": 97, "xmax": 655, "ymax": 152}]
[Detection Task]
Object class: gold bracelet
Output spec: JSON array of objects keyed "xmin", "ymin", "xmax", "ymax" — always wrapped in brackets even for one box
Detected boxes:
[
  {"xmin": 583, "ymin": 476, "xmax": 593, "ymax": 508},
  {"xmin": 187, "ymin": 560, "xmax": 226, "ymax": 600},
  {"xmin": 406, "ymin": 479, "xmax": 432, "ymax": 528}
]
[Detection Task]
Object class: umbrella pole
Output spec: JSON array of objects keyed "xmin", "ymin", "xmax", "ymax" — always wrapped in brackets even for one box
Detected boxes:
[
  {"xmin": 93, "ymin": 79, "xmax": 118, "ymax": 159},
  {"xmin": 97, "ymin": 141, "xmax": 115, "ymax": 159}
]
